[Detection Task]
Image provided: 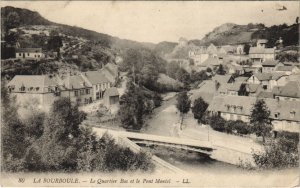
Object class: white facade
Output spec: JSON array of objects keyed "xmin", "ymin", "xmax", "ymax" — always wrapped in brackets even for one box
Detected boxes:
[
  {"xmin": 16, "ymin": 51, "xmax": 43, "ymax": 59},
  {"xmin": 93, "ymin": 82, "xmax": 112, "ymax": 100},
  {"xmin": 189, "ymin": 53, "xmax": 209, "ymax": 66},
  {"xmin": 220, "ymin": 112, "xmax": 249, "ymax": 122},
  {"xmin": 273, "ymin": 120, "xmax": 300, "ymax": 133}
]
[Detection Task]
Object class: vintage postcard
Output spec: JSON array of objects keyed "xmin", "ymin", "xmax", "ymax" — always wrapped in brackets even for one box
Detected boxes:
[{"xmin": 0, "ymin": 1, "xmax": 299, "ymax": 187}]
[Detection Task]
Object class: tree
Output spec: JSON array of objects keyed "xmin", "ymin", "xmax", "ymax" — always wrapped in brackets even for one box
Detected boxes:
[
  {"xmin": 176, "ymin": 68, "xmax": 190, "ymax": 89},
  {"xmin": 176, "ymin": 91, "xmax": 191, "ymax": 114},
  {"xmin": 276, "ymin": 52, "xmax": 299, "ymax": 63},
  {"xmin": 47, "ymin": 35, "xmax": 63, "ymax": 54},
  {"xmin": 243, "ymin": 44, "xmax": 251, "ymax": 55},
  {"xmin": 206, "ymin": 67, "xmax": 212, "ymax": 73},
  {"xmin": 36, "ymin": 98, "xmax": 86, "ymax": 170},
  {"xmin": 4, "ymin": 12, "xmax": 20, "ymax": 32},
  {"xmin": 190, "ymin": 70, "xmax": 209, "ymax": 83},
  {"xmin": 166, "ymin": 61, "xmax": 180, "ymax": 79},
  {"xmin": 1, "ymin": 84, "xmax": 27, "ymax": 171},
  {"xmin": 208, "ymin": 114, "xmax": 226, "ymax": 132},
  {"xmin": 250, "ymin": 99, "xmax": 272, "ymax": 142},
  {"xmin": 238, "ymin": 83, "xmax": 249, "ymax": 96},
  {"xmin": 192, "ymin": 97, "xmax": 208, "ymax": 124},
  {"xmin": 119, "ymin": 81, "xmax": 146, "ymax": 130},
  {"xmin": 252, "ymin": 132, "xmax": 299, "ymax": 169}
]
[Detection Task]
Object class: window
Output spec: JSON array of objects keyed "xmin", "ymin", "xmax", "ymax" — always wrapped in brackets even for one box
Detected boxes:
[
  {"xmin": 80, "ymin": 89, "xmax": 85, "ymax": 95},
  {"xmin": 27, "ymin": 53, "xmax": 30, "ymax": 56},
  {"xmin": 20, "ymin": 86, "xmax": 25, "ymax": 92},
  {"xmin": 36, "ymin": 87, "xmax": 39, "ymax": 91},
  {"xmin": 263, "ymin": 85, "xmax": 267, "ymax": 90},
  {"xmin": 290, "ymin": 111, "xmax": 295, "ymax": 118},
  {"xmin": 74, "ymin": 90, "xmax": 79, "ymax": 96},
  {"xmin": 19, "ymin": 53, "xmax": 21, "ymax": 56},
  {"xmin": 86, "ymin": 89, "xmax": 90, "ymax": 94},
  {"xmin": 231, "ymin": 106, "xmax": 236, "ymax": 113}
]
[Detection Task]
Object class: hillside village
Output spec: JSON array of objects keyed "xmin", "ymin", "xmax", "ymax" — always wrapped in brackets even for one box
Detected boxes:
[{"xmin": 1, "ymin": 5, "xmax": 300, "ymax": 179}]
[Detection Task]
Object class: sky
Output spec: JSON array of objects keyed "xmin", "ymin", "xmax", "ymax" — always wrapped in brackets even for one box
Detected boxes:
[{"xmin": 1, "ymin": 1, "xmax": 299, "ymax": 43}]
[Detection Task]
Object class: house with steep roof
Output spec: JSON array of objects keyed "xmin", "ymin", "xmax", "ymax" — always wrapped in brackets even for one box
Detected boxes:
[
  {"xmin": 189, "ymin": 80, "xmax": 217, "ymax": 105},
  {"xmin": 15, "ymin": 48, "xmax": 44, "ymax": 59},
  {"xmin": 246, "ymin": 83, "xmax": 263, "ymax": 97},
  {"xmin": 207, "ymin": 95, "xmax": 300, "ymax": 133},
  {"xmin": 249, "ymin": 47, "xmax": 275, "ymax": 63},
  {"xmin": 227, "ymin": 64, "xmax": 244, "ymax": 75},
  {"xmin": 267, "ymin": 99, "xmax": 300, "ymax": 133},
  {"xmin": 247, "ymin": 72, "xmax": 288, "ymax": 90},
  {"xmin": 207, "ymin": 43, "xmax": 218, "ymax": 55},
  {"xmin": 249, "ymin": 40, "xmax": 275, "ymax": 63},
  {"xmin": 207, "ymin": 95, "xmax": 256, "ymax": 122},
  {"xmin": 212, "ymin": 74, "xmax": 235, "ymax": 85},
  {"xmin": 7, "ymin": 75, "xmax": 66, "ymax": 111},
  {"xmin": 188, "ymin": 46, "xmax": 210, "ymax": 66},
  {"xmin": 82, "ymin": 71, "xmax": 112, "ymax": 100},
  {"xmin": 261, "ymin": 60, "xmax": 279, "ymax": 73},
  {"xmin": 275, "ymin": 65, "xmax": 300, "ymax": 75},
  {"xmin": 273, "ymin": 81, "xmax": 300, "ymax": 101},
  {"xmin": 234, "ymin": 76, "xmax": 249, "ymax": 83},
  {"xmin": 61, "ymin": 74, "xmax": 93, "ymax": 105},
  {"xmin": 218, "ymin": 82, "xmax": 243, "ymax": 96},
  {"xmin": 199, "ymin": 57, "xmax": 221, "ymax": 68}
]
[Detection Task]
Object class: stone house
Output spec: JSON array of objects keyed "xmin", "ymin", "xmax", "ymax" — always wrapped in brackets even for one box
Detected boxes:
[
  {"xmin": 82, "ymin": 71, "xmax": 112, "ymax": 100},
  {"xmin": 249, "ymin": 39, "xmax": 275, "ymax": 63},
  {"xmin": 61, "ymin": 74, "xmax": 93, "ymax": 105},
  {"xmin": 272, "ymin": 81, "xmax": 300, "ymax": 102}
]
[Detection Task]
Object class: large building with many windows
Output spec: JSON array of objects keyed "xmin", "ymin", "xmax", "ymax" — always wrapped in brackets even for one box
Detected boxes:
[
  {"xmin": 7, "ymin": 75, "xmax": 65, "ymax": 112},
  {"xmin": 207, "ymin": 95, "xmax": 300, "ymax": 133}
]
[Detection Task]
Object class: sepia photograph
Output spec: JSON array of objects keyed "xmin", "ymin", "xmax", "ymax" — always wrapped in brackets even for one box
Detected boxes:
[{"xmin": 0, "ymin": 1, "xmax": 299, "ymax": 187}]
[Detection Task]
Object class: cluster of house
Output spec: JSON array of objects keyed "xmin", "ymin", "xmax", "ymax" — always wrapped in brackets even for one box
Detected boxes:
[
  {"xmin": 188, "ymin": 43, "xmax": 245, "ymax": 66},
  {"xmin": 188, "ymin": 39, "xmax": 277, "ymax": 67},
  {"xmin": 190, "ymin": 71, "xmax": 300, "ymax": 133},
  {"xmin": 6, "ymin": 63, "xmax": 120, "ymax": 112}
]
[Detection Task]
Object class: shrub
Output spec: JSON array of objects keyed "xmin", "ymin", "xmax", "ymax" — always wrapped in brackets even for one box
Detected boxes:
[
  {"xmin": 252, "ymin": 136, "xmax": 299, "ymax": 169},
  {"xmin": 192, "ymin": 97, "xmax": 209, "ymax": 124},
  {"xmin": 225, "ymin": 120, "xmax": 251, "ymax": 135},
  {"xmin": 209, "ymin": 115, "xmax": 226, "ymax": 132}
]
